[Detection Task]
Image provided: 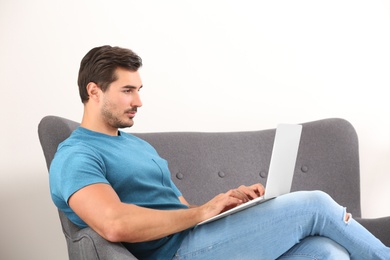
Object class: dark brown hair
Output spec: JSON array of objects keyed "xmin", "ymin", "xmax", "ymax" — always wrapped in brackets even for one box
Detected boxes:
[{"xmin": 77, "ymin": 45, "xmax": 142, "ymax": 103}]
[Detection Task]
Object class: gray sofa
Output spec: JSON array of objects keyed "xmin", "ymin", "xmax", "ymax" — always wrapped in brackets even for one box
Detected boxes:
[{"xmin": 38, "ymin": 116, "xmax": 390, "ymax": 260}]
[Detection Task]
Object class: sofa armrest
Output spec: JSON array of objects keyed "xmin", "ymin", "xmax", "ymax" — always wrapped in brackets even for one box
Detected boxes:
[
  {"xmin": 58, "ymin": 210, "xmax": 138, "ymax": 260},
  {"xmin": 70, "ymin": 228, "xmax": 138, "ymax": 260},
  {"xmin": 355, "ymin": 216, "xmax": 390, "ymax": 247}
]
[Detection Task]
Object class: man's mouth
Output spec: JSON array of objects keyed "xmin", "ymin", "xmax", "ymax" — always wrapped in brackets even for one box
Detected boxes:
[{"xmin": 125, "ymin": 109, "xmax": 137, "ymax": 118}]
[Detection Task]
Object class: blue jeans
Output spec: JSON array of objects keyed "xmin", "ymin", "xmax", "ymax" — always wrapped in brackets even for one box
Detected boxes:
[{"xmin": 174, "ymin": 191, "xmax": 390, "ymax": 259}]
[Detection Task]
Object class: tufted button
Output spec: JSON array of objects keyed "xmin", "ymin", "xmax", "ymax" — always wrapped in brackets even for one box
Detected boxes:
[
  {"xmin": 176, "ymin": 172, "xmax": 184, "ymax": 180},
  {"xmin": 301, "ymin": 166, "xmax": 308, "ymax": 173},
  {"xmin": 259, "ymin": 171, "xmax": 267, "ymax": 178},
  {"xmin": 218, "ymin": 171, "xmax": 226, "ymax": 178}
]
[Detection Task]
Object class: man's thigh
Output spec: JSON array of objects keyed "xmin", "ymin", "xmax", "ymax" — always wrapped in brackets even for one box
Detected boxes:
[{"xmin": 278, "ymin": 236, "xmax": 350, "ymax": 260}]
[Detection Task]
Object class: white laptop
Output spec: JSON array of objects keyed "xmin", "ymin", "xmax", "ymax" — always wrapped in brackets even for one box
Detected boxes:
[{"xmin": 197, "ymin": 124, "xmax": 302, "ymax": 225}]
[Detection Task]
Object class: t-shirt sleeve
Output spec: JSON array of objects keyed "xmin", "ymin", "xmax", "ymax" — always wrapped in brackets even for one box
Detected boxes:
[{"xmin": 50, "ymin": 144, "xmax": 110, "ymax": 209}]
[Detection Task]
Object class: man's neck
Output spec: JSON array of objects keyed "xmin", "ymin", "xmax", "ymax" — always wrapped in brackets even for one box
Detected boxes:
[{"xmin": 80, "ymin": 112, "xmax": 119, "ymax": 136}]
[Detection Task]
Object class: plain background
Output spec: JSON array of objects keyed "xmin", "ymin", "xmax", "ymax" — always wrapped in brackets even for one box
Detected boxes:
[{"xmin": 1, "ymin": 0, "xmax": 390, "ymax": 259}]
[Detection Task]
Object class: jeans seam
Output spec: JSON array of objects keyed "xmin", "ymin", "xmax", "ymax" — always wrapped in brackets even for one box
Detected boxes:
[{"xmin": 279, "ymin": 252, "xmax": 319, "ymax": 259}]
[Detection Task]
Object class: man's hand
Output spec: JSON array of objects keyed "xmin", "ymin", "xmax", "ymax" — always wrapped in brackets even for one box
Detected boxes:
[
  {"xmin": 198, "ymin": 183, "xmax": 265, "ymax": 221},
  {"xmin": 235, "ymin": 183, "xmax": 265, "ymax": 202}
]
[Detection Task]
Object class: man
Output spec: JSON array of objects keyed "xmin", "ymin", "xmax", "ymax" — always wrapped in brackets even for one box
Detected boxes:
[{"xmin": 50, "ymin": 45, "xmax": 390, "ymax": 259}]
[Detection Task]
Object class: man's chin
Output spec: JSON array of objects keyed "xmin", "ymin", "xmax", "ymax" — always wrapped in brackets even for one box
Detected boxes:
[{"xmin": 117, "ymin": 120, "xmax": 134, "ymax": 129}]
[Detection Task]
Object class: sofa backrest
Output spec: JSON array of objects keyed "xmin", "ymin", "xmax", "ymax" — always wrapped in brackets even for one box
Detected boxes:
[
  {"xmin": 135, "ymin": 118, "xmax": 361, "ymax": 217},
  {"xmin": 39, "ymin": 116, "xmax": 361, "ymax": 217}
]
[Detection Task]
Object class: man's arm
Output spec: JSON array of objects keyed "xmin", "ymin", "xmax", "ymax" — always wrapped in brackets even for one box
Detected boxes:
[
  {"xmin": 178, "ymin": 182, "xmax": 264, "ymax": 208},
  {"xmin": 69, "ymin": 183, "xmax": 264, "ymax": 243}
]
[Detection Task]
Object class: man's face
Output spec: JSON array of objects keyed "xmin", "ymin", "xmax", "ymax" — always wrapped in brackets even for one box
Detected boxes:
[{"xmin": 100, "ymin": 67, "xmax": 143, "ymax": 129}]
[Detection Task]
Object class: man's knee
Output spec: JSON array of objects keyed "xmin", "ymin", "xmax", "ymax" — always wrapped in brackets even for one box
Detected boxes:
[
  {"xmin": 307, "ymin": 190, "xmax": 352, "ymax": 223},
  {"xmin": 307, "ymin": 190, "xmax": 333, "ymax": 203}
]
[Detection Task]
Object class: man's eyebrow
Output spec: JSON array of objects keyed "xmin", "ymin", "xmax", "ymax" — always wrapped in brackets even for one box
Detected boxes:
[{"xmin": 122, "ymin": 85, "xmax": 143, "ymax": 89}]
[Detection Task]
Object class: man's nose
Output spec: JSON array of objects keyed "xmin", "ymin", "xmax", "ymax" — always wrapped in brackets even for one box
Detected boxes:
[{"xmin": 132, "ymin": 92, "xmax": 142, "ymax": 107}]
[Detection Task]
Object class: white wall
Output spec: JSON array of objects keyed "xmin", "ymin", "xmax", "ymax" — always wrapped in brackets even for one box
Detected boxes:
[{"xmin": 1, "ymin": 0, "xmax": 390, "ymax": 259}]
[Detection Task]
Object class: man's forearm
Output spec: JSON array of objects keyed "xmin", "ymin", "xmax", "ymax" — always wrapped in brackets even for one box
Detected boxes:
[{"xmin": 102, "ymin": 203, "xmax": 205, "ymax": 243}]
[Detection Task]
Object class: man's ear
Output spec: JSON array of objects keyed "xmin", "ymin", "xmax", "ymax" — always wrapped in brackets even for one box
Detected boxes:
[{"xmin": 86, "ymin": 82, "xmax": 100, "ymax": 102}]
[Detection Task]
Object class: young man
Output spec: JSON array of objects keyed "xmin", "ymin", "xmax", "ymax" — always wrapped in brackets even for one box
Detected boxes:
[{"xmin": 50, "ymin": 45, "xmax": 390, "ymax": 259}]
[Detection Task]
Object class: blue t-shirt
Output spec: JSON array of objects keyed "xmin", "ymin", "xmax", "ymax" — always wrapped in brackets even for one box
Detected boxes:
[{"xmin": 50, "ymin": 127, "xmax": 190, "ymax": 259}]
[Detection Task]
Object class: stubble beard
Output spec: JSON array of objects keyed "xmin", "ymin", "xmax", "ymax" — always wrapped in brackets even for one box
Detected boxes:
[{"xmin": 101, "ymin": 101, "xmax": 134, "ymax": 130}]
